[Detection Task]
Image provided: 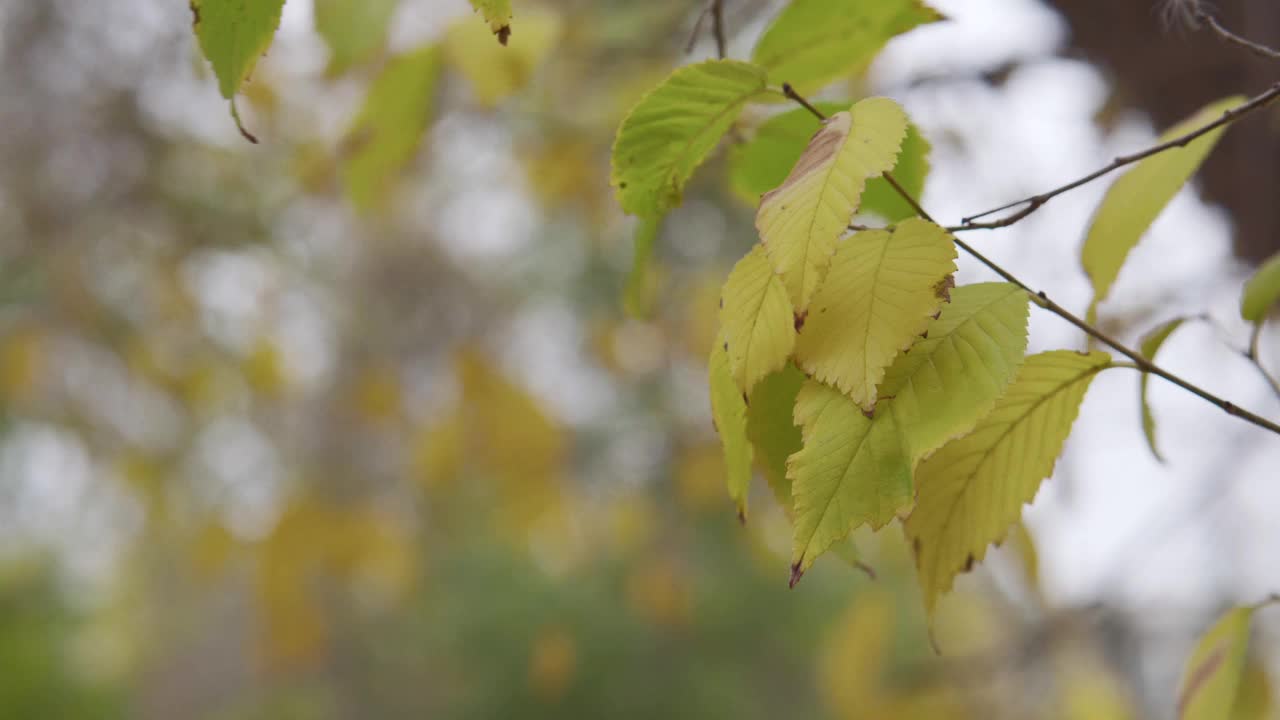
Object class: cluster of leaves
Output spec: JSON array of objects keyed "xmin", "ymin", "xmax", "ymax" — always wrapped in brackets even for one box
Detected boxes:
[{"xmin": 607, "ymin": 1, "xmax": 1280, "ymax": 713}]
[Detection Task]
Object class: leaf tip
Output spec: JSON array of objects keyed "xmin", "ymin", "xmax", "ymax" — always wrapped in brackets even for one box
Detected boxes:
[
  {"xmin": 496, "ymin": 24, "xmax": 511, "ymax": 45},
  {"xmin": 737, "ymin": 506, "xmax": 747, "ymax": 525},
  {"xmin": 789, "ymin": 562, "xmax": 804, "ymax": 588}
]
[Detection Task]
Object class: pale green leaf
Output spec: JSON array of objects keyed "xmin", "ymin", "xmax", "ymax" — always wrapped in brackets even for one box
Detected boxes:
[
  {"xmin": 751, "ymin": 0, "xmax": 943, "ymax": 93},
  {"xmin": 191, "ymin": 0, "xmax": 285, "ymax": 99},
  {"xmin": 793, "ymin": 218, "xmax": 957, "ymax": 410},
  {"xmin": 468, "ymin": 0, "xmax": 513, "ymax": 44},
  {"xmin": 1083, "ymin": 96, "xmax": 1245, "ymax": 319},
  {"xmin": 342, "ymin": 45, "xmax": 442, "ymax": 212},
  {"xmin": 190, "ymin": 0, "xmax": 286, "ymax": 139},
  {"xmin": 623, "ymin": 215, "xmax": 661, "ymax": 319},
  {"xmin": 879, "ymin": 282, "xmax": 1030, "ymax": 463},
  {"xmin": 788, "ymin": 380, "xmax": 912, "ymax": 582},
  {"xmin": 611, "ymin": 60, "xmax": 768, "ymax": 217},
  {"xmin": 904, "ymin": 350, "xmax": 1111, "ymax": 616},
  {"xmin": 756, "ymin": 97, "xmax": 909, "ymax": 310},
  {"xmin": 1177, "ymin": 606, "xmax": 1256, "ymax": 720},
  {"xmin": 1138, "ymin": 317, "xmax": 1187, "ymax": 463},
  {"xmin": 720, "ymin": 244, "xmax": 796, "ymax": 395},
  {"xmin": 1241, "ymin": 250, "xmax": 1280, "ymax": 324},
  {"xmin": 746, "ymin": 364, "xmax": 805, "ymax": 511},
  {"xmin": 315, "ymin": 0, "xmax": 398, "ymax": 75},
  {"xmin": 443, "ymin": 7, "xmax": 559, "ymax": 107},
  {"xmin": 729, "ymin": 103, "xmax": 931, "ymax": 223},
  {"xmin": 710, "ymin": 337, "xmax": 753, "ymax": 520}
]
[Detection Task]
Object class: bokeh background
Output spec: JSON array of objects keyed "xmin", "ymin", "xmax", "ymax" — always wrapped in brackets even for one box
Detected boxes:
[{"xmin": 1, "ymin": 0, "xmax": 1279, "ymax": 717}]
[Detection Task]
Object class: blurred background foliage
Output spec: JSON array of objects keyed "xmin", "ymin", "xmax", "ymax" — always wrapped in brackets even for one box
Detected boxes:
[{"xmin": 0, "ymin": 0, "xmax": 1277, "ymax": 718}]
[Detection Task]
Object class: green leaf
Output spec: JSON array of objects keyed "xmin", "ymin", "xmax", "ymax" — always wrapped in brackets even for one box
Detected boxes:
[
  {"xmin": 746, "ymin": 364, "xmax": 805, "ymax": 511},
  {"xmin": 751, "ymin": 0, "xmax": 942, "ymax": 93},
  {"xmin": 190, "ymin": 0, "xmax": 286, "ymax": 140},
  {"xmin": 468, "ymin": 0, "xmax": 512, "ymax": 44},
  {"xmin": 341, "ymin": 45, "xmax": 441, "ymax": 212},
  {"xmin": 793, "ymin": 218, "xmax": 957, "ymax": 411},
  {"xmin": 879, "ymin": 282, "xmax": 1030, "ymax": 463},
  {"xmin": 729, "ymin": 104, "xmax": 931, "ymax": 223},
  {"xmin": 1137, "ymin": 317, "xmax": 1187, "ymax": 463},
  {"xmin": 1082, "ymin": 96, "xmax": 1245, "ymax": 320},
  {"xmin": 623, "ymin": 215, "xmax": 661, "ymax": 319},
  {"xmin": 315, "ymin": 0, "xmax": 398, "ymax": 75},
  {"xmin": 611, "ymin": 60, "xmax": 768, "ymax": 217},
  {"xmin": 1177, "ymin": 606, "xmax": 1258, "ymax": 720},
  {"xmin": 1241, "ymin": 250, "xmax": 1280, "ymax": 324},
  {"xmin": 720, "ymin": 245, "xmax": 796, "ymax": 396},
  {"xmin": 904, "ymin": 350, "xmax": 1110, "ymax": 617},
  {"xmin": 756, "ymin": 97, "xmax": 909, "ymax": 310},
  {"xmin": 709, "ymin": 337, "xmax": 753, "ymax": 520},
  {"xmin": 788, "ymin": 380, "xmax": 912, "ymax": 582}
]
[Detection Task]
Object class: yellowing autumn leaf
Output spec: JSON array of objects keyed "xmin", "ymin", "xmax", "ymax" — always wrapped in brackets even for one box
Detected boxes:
[
  {"xmin": 611, "ymin": 60, "xmax": 768, "ymax": 217},
  {"xmin": 468, "ymin": 0, "xmax": 513, "ymax": 44},
  {"xmin": 879, "ymin": 282, "xmax": 1029, "ymax": 463},
  {"xmin": 709, "ymin": 337, "xmax": 753, "ymax": 519},
  {"xmin": 1082, "ymin": 96, "xmax": 1244, "ymax": 320},
  {"xmin": 1241, "ymin": 250, "xmax": 1280, "ymax": 324},
  {"xmin": 444, "ymin": 7, "xmax": 559, "ymax": 107},
  {"xmin": 756, "ymin": 97, "xmax": 908, "ymax": 310},
  {"xmin": 788, "ymin": 380, "xmax": 912, "ymax": 582},
  {"xmin": 905, "ymin": 350, "xmax": 1110, "ymax": 617},
  {"xmin": 793, "ymin": 218, "xmax": 957, "ymax": 410},
  {"xmin": 720, "ymin": 244, "xmax": 796, "ymax": 395},
  {"xmin": 1177, "ymin": 605, "xmax": 1258, "ymax": 720}
]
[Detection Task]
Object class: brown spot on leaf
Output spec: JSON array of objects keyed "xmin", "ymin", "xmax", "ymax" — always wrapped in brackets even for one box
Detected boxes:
[
  {"xmin": 934, "ymin": 274, "xmax": 955, "ymax": 302},
  {"xmin": 912, "ymin": 537, "xmax": 922, "ymax": 558},
  {"xmin": 963, "ymin": 554, "xmax": 975, "ymax": 572},
  {"xmin": 794, "ymin": 310, "xmax": 807, "ymax": 332},
  {"xmin": 718, "ymin": 297, "xmax": 723, "ymax": 309},
  {"xmin": 1177, "ymin": 646, "xmax": 1227, "ymax": 718},
  {"xmin": 496, "ymin": 25, "xmax": 511, "ymax": 45},
  {"xmin": 737, "ymin": 508, "xmax": 746, "ymax": 525},
  {"xmin": 861, "ymin": 407, "xmax": 874, "ymax": 419},
  {"xmin": 776, "ymin": 117, "xmax": 848, "ymax": 191}
]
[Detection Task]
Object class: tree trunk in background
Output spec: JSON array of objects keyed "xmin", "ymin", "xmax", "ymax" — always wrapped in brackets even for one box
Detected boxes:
[{"xmin": 1049, "ymin": 0, "xmax": 1280, "ymax": 263}]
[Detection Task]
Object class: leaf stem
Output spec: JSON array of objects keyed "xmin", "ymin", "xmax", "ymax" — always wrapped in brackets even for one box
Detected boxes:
[
  {"xmin": 946, "ymin": 81, "xmax": 1280, "ymax": 232},
  {"xmin": 777, "ymin": 84, "xmax": 1280, "ymax": 438}
]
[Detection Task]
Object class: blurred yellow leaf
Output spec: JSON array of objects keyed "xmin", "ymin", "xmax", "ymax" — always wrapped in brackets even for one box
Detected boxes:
[
  {"xmin": 0, "ymin": 326, "xmax": 44, "ymax": 400},
  {"xmin": 820, "ymin": 588, "xmax": 894, "ymax": 716},
  {"xmin": 528, "ymin": 626, "xmax": 577, "ymax": 702},
  {"xmin": 626, "ymin": 554, "xmax": 691, "ymax": 628},
  {"xmin": 443, "ymin": 7, "xmax": 560, "ymax": 107},
  {"xmin": 675, "ymin": 444, "xmax": 729, "ymax": 513}
]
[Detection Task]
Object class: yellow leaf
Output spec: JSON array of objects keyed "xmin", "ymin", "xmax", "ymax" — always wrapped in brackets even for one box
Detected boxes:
[
  {"xmin": 1178, "ymin": 605, "xmax": 1260, "ymax": 720},
  {"xmin": 794, "ymin": 218, "xmax": 957, "ymax": 410},
  {"xmin": 528, "ymin": 626, "xmax": 577, "ymax": 702},
  {"xmin": 444, "ymin": 7, "xmax": 560, "ymax": 107},
  {"xmin": 720, "ymin": 244, "xmax": 796, "ymax": 395},
  {"xmin": 905, "ymin": 350, "xmax": 1110, "ymax": 617},
  {"xmin": 709, "ymin": 337, "xmax": 753, "ymax": 519},
  {"xmin": 467, "ymin": 0, "xmax": 512, "ymax": 44},
  {"xmin": 1083, "ymin": 96, "xmax": 1244, "ymax": 319},
  {"xmin": 756, "ymin": 97, "xmax": 908, "ymax": 310}
]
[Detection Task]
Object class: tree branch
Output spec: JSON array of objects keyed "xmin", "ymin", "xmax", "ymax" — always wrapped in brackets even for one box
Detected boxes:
[
  {"xmin": 946, "ymin": 81, "xmax": 1280, "ymax": 233},
  {"xmin": 776, "ymin": 84, "xmax": 1280, "ymax": 438},
  {"xmin": 1196, "ymin": 9, "xmax": 1280, "ymax": 62},
  {"xmin": 686, "ymin": 0, "xmax": 728, "ymax": 58}
]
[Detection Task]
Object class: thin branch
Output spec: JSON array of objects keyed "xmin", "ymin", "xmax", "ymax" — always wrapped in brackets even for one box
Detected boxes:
[
  {"xmin": 711, "ymin": 0, "xmax": 727, "ymax": 59},
  {"xmin": 947, "ymin": 81, "xmax": 1280, "ymax": 233},
  {"xmin": 686, "ymin": 0, "xmax": 728, "ymax": 58},
  {"xmin": 1196, "ymin": 10, "xmax": 1280, "ymax": 61},
  {"xmin": 777, "ymin": 84, "xmax": 1280, "ymax": 438}
]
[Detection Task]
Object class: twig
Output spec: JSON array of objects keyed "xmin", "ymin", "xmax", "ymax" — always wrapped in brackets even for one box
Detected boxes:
[
  {"xmin": 711, "ymin": 0, "xmax": 727, "ymax": 59},
  {"xmin": 686, "ymin": 0, "xmax": 728, "ymax": 58},
  {"xmin": 777, "ymin": 84, "xmax": 1280, "ymax": 438},
  {"xmin": 946, "ymin": 81, "xmax": 1280, "ymax": 233},
  {"xmin": 1196, "ymin": 10, "xmax": 1280, "ymax": 61}
]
